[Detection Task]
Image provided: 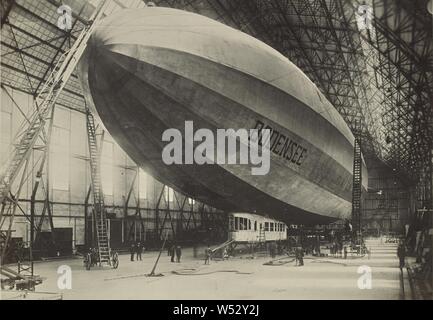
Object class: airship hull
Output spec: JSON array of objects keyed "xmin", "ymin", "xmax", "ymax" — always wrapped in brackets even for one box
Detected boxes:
[{"xmin": 79, "ymin": 8, "xmax": 368, "ymax": 224}]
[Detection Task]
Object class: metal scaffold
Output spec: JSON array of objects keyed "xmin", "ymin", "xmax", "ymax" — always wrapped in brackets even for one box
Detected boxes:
[
  {"xmin": 0, "ymin": 0, "xmax": 109, "ymax": 285},
  {"xmin": 145, "ymin": 185, "xmax": 228, "ymax": 246}
]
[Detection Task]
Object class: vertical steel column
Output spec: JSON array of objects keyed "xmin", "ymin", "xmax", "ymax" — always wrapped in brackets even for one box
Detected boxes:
[
  {"xmin": 155, "ymin": 185, "xmax": 165, "ymax": 240},
  {"xmin": 430, "ymin": 148, "xmax": 433, "ymax": 288}
]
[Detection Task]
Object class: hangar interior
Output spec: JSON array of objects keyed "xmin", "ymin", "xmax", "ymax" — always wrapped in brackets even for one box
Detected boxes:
[{"xmin": 0, "ymin": 0, "xmax": 432, "ymax": 300}]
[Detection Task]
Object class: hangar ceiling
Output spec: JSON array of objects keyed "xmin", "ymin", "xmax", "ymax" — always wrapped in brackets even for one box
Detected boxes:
[{"xmin": 1, "ymin": 0, "xmax": 432, "ymax": 184}]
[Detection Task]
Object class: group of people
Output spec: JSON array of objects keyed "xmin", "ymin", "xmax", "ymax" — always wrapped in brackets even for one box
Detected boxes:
[
  {"xmin": 88, "ymin": 247, "xmax": 99, "ymax": 265},
  {"xmin": 128, "ymin": 241, "xmax": 221, "ymax": 265},
  {"xmin": 330, "ymin": 242, "xmax": 344, "ymax": 258},
  {"xmin": 130, "ymin": 241, "xmax": 144, "ymax": 261},
  {"xmin": 123, "ymin": 236, "xmax": 410, "ymax": 271},
  {"xmin": 396, "ymin": 239, "xmax": 430, "ymax": 273},
  {"xmin": 130, "ymin": 241, "xmax": 215, "ymax": 265}
]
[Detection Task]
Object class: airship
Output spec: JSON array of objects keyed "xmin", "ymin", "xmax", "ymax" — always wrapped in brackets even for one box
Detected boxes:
[{"xmin": 79, "ymin": 7, "xmax": 368, "ymax": 225}]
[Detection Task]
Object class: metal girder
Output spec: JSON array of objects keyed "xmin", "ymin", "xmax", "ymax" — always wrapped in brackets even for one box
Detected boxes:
[
  {"xmin": 2, "ymin": 21, "xmax": 71, "ymax": 56},
  {"xmin": 365, "ymin": 0, "xmax": 432, "ymax": 179},
  {"xmin": 34, "ymin": 2, "xmax": 87, "ymax": 95},
  {"xmin": 204, "ymin": 0, "xmax": 432, "ymax": 183},
  {"xmin": 0, "ymin": 62, "xmax": 84, "ymax": 99},
  {"xmin": 208, "ymin": 0, "xmax": 381, "ymax": 155}
]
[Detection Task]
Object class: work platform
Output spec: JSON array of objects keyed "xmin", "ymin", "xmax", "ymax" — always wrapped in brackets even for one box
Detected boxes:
[{"xmin": 0, "ymin": 238, "xmax": 408, "ymax": 300}]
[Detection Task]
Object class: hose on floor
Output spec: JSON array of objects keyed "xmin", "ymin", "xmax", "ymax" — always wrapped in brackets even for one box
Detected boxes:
[{"xmin": 172, "ymin": 268, "xmax": 252, "ymax": 276}]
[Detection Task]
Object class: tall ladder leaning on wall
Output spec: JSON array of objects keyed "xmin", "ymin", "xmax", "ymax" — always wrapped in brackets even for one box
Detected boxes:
[
  {"xmin": 351, "ymin": 120, "xmax": 363, "ymax": 241},
  {"xmin": 86, "ymin": 110, "xmax": 111, "ymax": 265},
  {"xmin": 0, "ymin": 0, "xmax": 110, "ymax": 266}
]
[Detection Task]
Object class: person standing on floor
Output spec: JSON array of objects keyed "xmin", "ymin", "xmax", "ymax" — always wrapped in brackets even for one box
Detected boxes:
[
  {"xmin": 175, "ymin": 245, "xmax": 182, "ymax": 263},
  {"xmin": 296, "ymin": 247, "xmax": 304, "ymax": 266},
  {"xmin": 170, "ymin": 244, "xmax": 176, "ymax": 263},
  {"xmin": 397, "ymin": 241, "xmax": 406, "ymax": 270},
  {"xmin": 167, "ymin": 241, "xmax": 172, "ymax": 256},
  {"xmin": 299, "ymin": 248, "xmax": 304, "ymax": 266},
  {"xmin": 204, "ymin": 245, "xmax": 212, "ymax": 265},
  {"xmin": 136, "ymin": 241, "xmax": 143, "ymax": 261},
  {"xmin": 223, "ymin": 247, "xmax": 229, "ymax": 260},
  {"xmin": 130, "ymin": 242, "xmax": 135, "ymax": 262}
]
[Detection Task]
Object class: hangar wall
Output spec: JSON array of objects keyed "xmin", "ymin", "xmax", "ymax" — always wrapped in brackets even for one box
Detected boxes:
[
  {"xmin": 362, "ymin": 157, "xmax": 410, "ymax": 234},
  {"xmin": 0, "ymin": 86, "xmax": 225, "ymax": 251}
]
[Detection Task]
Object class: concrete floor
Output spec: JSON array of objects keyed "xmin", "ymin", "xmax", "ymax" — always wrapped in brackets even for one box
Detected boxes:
[{"xmin": 1, "ymin": 238, "xmax": 403, "ymax": 300}]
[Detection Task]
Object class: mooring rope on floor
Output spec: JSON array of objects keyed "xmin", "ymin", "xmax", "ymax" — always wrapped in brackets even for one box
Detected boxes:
[
  {"xmin": 104, "ymin": 273, "xmax": 149, "ymax": 281},
  {"xmin": 104, "ymin": 267, "xmax": 252, "ymax": 281},
  {"xmin": 172, "ymin": 268, "xmax": 252, "ymax": 276},
  {"xmin": 263, "ymin": 258, "xmax": 296, "ymax": 266},
  {"xmin": 310, "ymin": 260, "xmax": 348, "ymax": 267}
]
